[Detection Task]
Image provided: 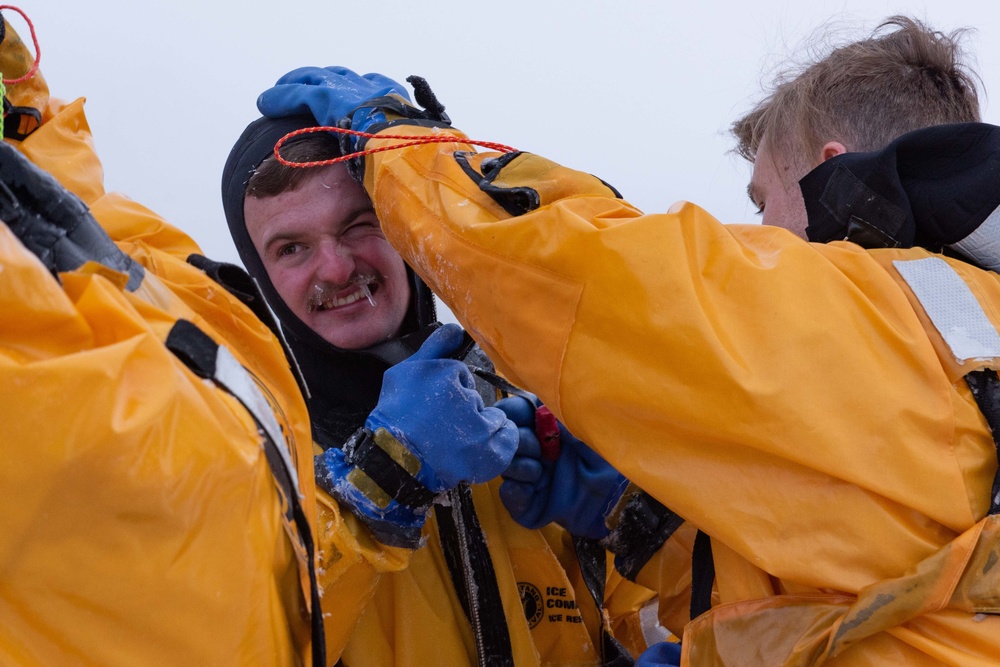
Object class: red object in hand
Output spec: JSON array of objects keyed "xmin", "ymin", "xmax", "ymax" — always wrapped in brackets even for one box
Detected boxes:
[{"xmin": 534, "ymin": 405, "xmax": 561, "ymax": 461}]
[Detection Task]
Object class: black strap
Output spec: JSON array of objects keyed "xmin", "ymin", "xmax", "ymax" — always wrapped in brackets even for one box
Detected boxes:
[
  {"xmin": 436, "ymin": 348, "xmax": 515, "ymax": 667},
  {"xmin": 574, "ymin": 536, "xmax": 635, "ymax": 667},
  {"xmin": 405, "ymin": 75, "xmax": 451, "ymax": 124},
  {"xmin": 0, "ymin": 140, "xmax": 144, "ymax": 290},
  {"xmin": 690, "ymin": 530, "xmax": 715, "ymax": 620},
  {"xmin": 186, "ymin": 253, "xmax": 316, "ymax": 404},
  {"xmin": 964, "ymin": 369, "xmax": 1000, "ymax": 515},
  {"xmin": 436, "ymin": 483, "xmax": 515, "ymax": 667},
  {"xmin": 346, "ymin": 428, "xmax": 437, "ymax": 509},
  {"xmin": 602, "ymin": 487, "xmax": 686, "ymax": 581},
  {"xmin": 187, "ymin": 254, "xmax": 279, "ymax": 335},
  {"xmin": 164, "ymin": 319, "xmax": 326, "ymax": 667},
  {"xmin": 453, "ymin": 150, "xmax": 541, "ymax": 217},
  {"xmin": 2, "ymin": 98, "xmax": 42, "ymax": 141},
  {"xmin": 469, "ymin": 366, "xmax": 536, "ymax": 401}
]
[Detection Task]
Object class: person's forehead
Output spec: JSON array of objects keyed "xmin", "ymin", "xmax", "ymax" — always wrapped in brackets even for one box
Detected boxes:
[
  {"xmin": 748, "ymin": 143, "xmax": 777, "ymax": 194},
  {"xmin": 267, "ymin": 164, "xmax": 368, "ymax": 204},
  {"xmin": 756, "ymin": 135, "xmax": 789, "ymax": 166},
  {"xmin": 295, "ymin": 162, "xmax": 362, "ymax": 192},
  {"xmin": 754, "ymin": 139, "xmax": 804, "ymax": 184},
  {"xmin": 747, "ymin": 138, "xmax": 807, "ymax": 211}
]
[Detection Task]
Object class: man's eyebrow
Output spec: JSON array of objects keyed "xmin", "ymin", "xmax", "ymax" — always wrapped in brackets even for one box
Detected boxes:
[
  {"xmin": 746, "ymin": 182, "xmax": 758, "ymax": 205},
  {"xmin": 336, "ymin": 205, "xmax": 380, "ymax": 229},
  {"xmin": 262, "ymin": 230, "xmax": 298, "ymax": 253}
]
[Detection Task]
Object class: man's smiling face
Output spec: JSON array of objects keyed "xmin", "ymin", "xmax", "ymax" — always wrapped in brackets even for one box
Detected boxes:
[{"xmin": 244, "ymin": 163, "xmax": 411, "ymax": 350}]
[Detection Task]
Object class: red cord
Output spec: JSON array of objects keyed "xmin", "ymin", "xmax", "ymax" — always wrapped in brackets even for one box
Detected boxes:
[
  {"xmin": 274, "ymin": 125, "xmax": 517, "ymax": 169},
  {"xmin": 0, "ymin": 6, "xmax": 40, "ymax": 85}
]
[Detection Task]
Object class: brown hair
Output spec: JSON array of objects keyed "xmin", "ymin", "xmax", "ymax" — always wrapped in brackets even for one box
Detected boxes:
[
  {"xmin": 731, "ymin": 16, "xmax": 981, "ymax": 166},
  {"xmin": 245, "ymin": 131, "xmax": 343, "ymax": 198}
]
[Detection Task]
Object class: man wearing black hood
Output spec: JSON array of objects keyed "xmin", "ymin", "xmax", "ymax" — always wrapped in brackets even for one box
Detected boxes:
[{"xmin": 221, "ymin": 104, "xmax": 659, "ymax": 664}]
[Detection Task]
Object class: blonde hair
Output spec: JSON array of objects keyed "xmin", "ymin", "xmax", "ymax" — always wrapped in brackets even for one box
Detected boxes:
[{"xmin": 732, "ymin": 16, "xmax": 981, "ymax": 165}]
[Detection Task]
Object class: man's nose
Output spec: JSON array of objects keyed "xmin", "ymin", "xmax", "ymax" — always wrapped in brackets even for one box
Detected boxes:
[{"xmin": 313, "ymin": 239, "xmax": 356, "ymax": 284}]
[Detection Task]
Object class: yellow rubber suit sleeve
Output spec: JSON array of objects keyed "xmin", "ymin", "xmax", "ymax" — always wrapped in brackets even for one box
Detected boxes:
[
  {"xmin": 361, "ymin": 127, "xmax": 997, "ymax": 597},
  {"xmin": 42, "ymin": 98, "xmax": 425, "ymax": 667},
  {"xmin": 0, "ymin": 228, "xmax": 316, "ymax": 666},
  {"xmin": 0, "ymin": 92, "xmax": 331, "ymax": 663},
  {"xmin": 313, "ymin": 488, "xmax": 416, "ymax": 661}
]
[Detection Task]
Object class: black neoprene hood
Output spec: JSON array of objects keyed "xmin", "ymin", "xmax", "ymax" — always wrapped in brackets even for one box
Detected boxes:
[{"xmin": 220, "ymin": 114, "xmax": 438, "ymax": 442}]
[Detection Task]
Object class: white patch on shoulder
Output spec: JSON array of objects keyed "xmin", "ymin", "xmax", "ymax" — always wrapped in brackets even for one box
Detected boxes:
[{"xmin": 894, "ymin": 257, "xmax": 1000, "ymax": 362}]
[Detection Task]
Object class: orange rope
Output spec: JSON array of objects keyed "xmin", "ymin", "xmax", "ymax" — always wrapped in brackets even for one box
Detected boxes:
[
  {"xmin": 274, "ymin": 125, "xmax": 517, "ymax": 169},
  {"xmin": 0, "ymin": 5, "xmax": 40, "ymax": 85}
]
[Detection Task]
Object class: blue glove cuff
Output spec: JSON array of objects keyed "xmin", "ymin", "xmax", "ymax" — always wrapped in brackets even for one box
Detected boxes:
[
  {"xmin": 315, "ymin": 429, "xmax": 436, "ymax": 549},
  {"xmin": 580, "ymin": 472, "xmax": 629, "ymax": 540}
]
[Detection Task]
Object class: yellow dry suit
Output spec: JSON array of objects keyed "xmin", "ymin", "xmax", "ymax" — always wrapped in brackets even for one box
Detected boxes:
[
  {"xmin": 0, "ymin": 23, "xmax": 322, "ymax": 666},
  {"xmin": 349, "ymin": 123, "xmax": 1000, "ymax": 666},
  {"xmin": 317, "ymin": 480, "xmax": 662, "ymax": 665}
]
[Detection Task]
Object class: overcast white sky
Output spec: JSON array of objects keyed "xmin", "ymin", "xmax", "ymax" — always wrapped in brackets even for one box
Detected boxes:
[{"xmin": 26, "ymin": 0, "xmax": 1000, "ymax": 273}]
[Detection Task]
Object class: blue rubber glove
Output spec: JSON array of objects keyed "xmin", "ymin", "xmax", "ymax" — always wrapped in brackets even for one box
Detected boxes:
[
  {"xmin": 258, "ymin": 65, "xmax": 450, "ymax": 181},
  {"xmin": 257, "ymin": 65, "xmax": 410, "ymax": 136},
  {"xmin": 368, "ymin": 324, "xmax": 517, "ymax": 490},
  {"xmin": 636, "ymin": 641, "xmax": 682, "ymax": 667},
  {"xmin": 317, "ymin": 324, "xmax": 518, "ymax": 547},
  {"xmin": 496, "ymin": 395, "xmax": 627, "ymax": 539}
]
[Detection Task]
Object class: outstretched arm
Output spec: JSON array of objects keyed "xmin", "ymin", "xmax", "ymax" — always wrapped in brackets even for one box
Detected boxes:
[{"xmin": 255, "ymin": 67, "xmax": 994, "ymax": 599}]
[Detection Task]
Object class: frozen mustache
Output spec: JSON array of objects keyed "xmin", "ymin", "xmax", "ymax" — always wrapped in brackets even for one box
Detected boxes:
[{"xmin": 307, "ymin": 274, "xmax": 379, "ymax": 313}]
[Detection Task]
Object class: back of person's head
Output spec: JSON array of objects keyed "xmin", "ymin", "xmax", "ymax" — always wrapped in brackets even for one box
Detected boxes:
[{"xmin": 732, "ymin": 16, "xmax": 982, "ymax": 167}]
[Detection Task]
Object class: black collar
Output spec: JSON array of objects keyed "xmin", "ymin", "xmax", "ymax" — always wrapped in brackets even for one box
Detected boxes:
[{"xmin": 801, "ymin": 122, "xmax": 1000, "ymax": 265}]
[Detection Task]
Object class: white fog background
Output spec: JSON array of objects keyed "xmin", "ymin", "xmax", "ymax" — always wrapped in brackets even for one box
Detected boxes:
[{"xmin": 26, "ymin": 1, "xmax": 1000, "ymax": 320}]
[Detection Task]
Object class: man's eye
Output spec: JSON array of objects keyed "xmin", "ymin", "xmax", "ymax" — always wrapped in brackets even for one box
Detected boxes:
[
  {"xmin": 277, "ymin": 243, "xmax": 302, "ymax": 257},
  {"xmin": 343, "ymin": 220, "xmax": 381, "ymax": 237},
  {"xmin": 747, "ymin": 185, "xmax": 764, "ymax": 216}
]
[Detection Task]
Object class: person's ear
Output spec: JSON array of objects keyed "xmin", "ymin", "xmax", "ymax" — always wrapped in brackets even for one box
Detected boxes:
[{"xmin": 819, "ymin": 141, "xmax": 848, "ymax": 162}]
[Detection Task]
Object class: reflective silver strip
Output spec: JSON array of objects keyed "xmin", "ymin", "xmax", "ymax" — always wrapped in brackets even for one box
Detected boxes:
[
  {"xmin": 215, "ymin": 345, "xmax": 302, "ymax": 495},
  {"xmin": 639, "ymin": 599, "xmax": 671, "ymax": 648},
  {"xmin": 894, "ymin": 257, "xmax": 1000, "ymax": 361},
  {"xmin": 948, "ymin": 204, "xmax": 1000, "ymax": 273}
]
